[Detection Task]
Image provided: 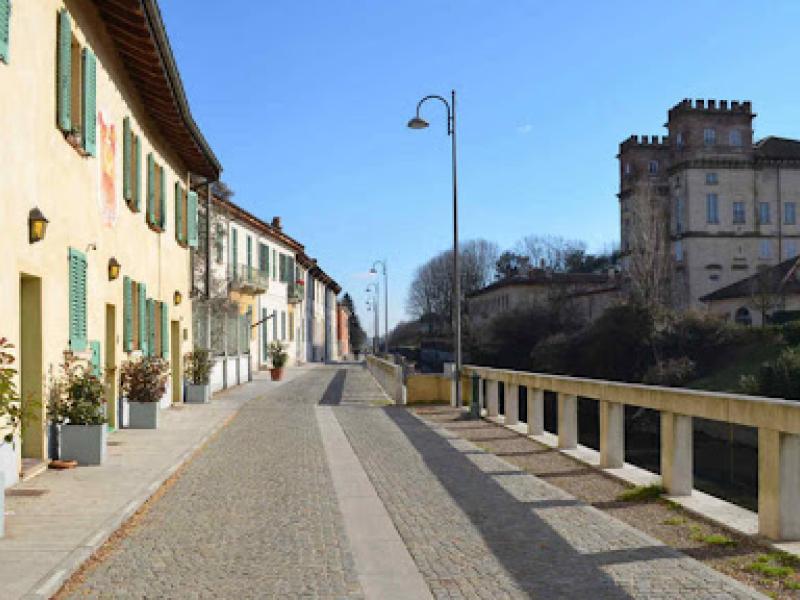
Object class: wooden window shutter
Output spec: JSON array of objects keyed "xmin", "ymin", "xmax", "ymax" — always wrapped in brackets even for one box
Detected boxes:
[
  {"xmin": 147, "ymin": 153, "xmax": 155, "ymax": 225},
  {"xmin": 133, "ymin": 135, "xmax": 141, "ymax": 211},
  {"xmin": 161, "ymin": 302, "xmax": 169, "ymax": 358},
  {"xmin": 89, "ymin": 340, "xmax": 101, "ymax": 377},
  {"xmin": 159, "ymin": 166, "xmax": 166, "ymax": 230},
  {"xmin": 174, "ymin": 181, "xmax": 183, "ymax": 244},
  {"xmin": 0, "ymin": 0, "xmax": 10, "ymax": 63},
  {"xmin": 123, "ymin": 117, "xmax": 131, "ymax": 201},
  {"xmin": 231, "ymin": 228, "xmax": 238, "ymax": 276},
  {"xmin": 187, "ymin": 191, "xmax": 198, "ymax": 247},
  {"xmin": 81, "ymin": 48, "xmax": 96, "ymax": 156},
  {"xmin": 147, "ymin": 299, "xmax": 155, "ymax": 357},
  {"xmin": 139, "ymin": 283, "xmax": 147, "ymax": 356},
  {"xmin": 57, "ymin": 9, "xmax": 72, "ymax": 132},
  {"xmin": 258, "ymin": 243, "xmax": 267, "ymax": 272},
  {"xmin": 68, "ymin": 247, "xmax": 87, "ymax": 351},
  {"xmin": 123, "ymin": 276, "xmax": 133, "ymax": 352},
  {"xmin": 247, "ymin": 236, "xmax": 252, "ymax": 272}
]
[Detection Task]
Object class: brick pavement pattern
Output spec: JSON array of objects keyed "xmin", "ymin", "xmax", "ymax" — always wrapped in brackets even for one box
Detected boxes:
[{"xmin": 63, "ymin": 370, "xmax": 363, "ymax": 599}]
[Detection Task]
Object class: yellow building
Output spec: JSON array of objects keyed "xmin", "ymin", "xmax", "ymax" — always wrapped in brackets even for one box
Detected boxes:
[{"xmin": 0, "ymin": 0, "xmax": 220, "ymax": 486}]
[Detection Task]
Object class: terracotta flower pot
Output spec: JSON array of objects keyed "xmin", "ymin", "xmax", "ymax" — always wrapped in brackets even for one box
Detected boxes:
[{"xmin": 270, "ymin": 367, "xmax": 284, "ymax": 381}]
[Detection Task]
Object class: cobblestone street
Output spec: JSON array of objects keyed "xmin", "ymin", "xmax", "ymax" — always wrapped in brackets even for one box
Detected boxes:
[{"xmin": 60, "ymin": 365, "xmax": 765, "ymax": 599}]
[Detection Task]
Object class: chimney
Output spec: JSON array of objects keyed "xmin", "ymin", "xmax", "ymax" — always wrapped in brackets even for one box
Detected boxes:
[{"xmin": 271, "ymin": 216, "xmax": 282, "ymax": 231}]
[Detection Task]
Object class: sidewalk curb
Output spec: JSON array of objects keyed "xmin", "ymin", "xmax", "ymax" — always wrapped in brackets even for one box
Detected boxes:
[{"xmin": 24, "ymin": 372, "xmax": 305, "ymax": 600}]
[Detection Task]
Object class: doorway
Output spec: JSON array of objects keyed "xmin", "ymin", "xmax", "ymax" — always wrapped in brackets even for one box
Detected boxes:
[
  {"xmin": 19, "ymin": 275, "xmax": 45, "ymax": 474},
  {"xmin": 171, "ymin": 321, "xmax": 181, "ymax": 403},
  {"xmin": 105, "ymin": 304, "xmax": 117, "ymax": 430}
]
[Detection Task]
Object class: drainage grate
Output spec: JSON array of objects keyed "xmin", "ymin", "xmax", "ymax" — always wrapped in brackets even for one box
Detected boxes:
[{"xmin": 6, "ymin": 489, "xmax": 48, "ymax": 497}]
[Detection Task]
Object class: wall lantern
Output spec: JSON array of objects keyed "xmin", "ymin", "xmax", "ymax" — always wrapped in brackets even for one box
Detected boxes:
[
  {"xmin": 108, "ymin": 257, "xmax": 121, "ymax": 281},
  {"xmin": 28, "ymin": 208, "xmax": 49, "ymax": 244},
  {"xmin": 174, "ymin": 290, "xmax": 183, "ymax": 306}
]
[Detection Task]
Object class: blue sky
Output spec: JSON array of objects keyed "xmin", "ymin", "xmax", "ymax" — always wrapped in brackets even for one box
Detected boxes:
[{"xmin": 160, "ymin": 0, "xmax": 800, "ymax": 335}]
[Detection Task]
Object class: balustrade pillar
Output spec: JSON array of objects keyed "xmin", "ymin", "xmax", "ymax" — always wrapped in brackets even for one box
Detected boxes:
[
  {"xmin": 505, "ymin": 384, "xmax": 519, "ymax": 426},
  {"xmin": 527, "ymin": 388, "xmax": 544, "ymax": 436},
  {"xmin": 486, "ymin": 380, "xmax": 499, "ymax": 417},
  {"xmin": 759, "ymin": 428, "xmax": 800, "ymax": 540},
  {"xmin": 599, "ymin": 401, "xmax": 625, "ymax": 468},
  {"xmin": 557, "ymin": 393, "xmax": 577, "ymax": 449},
  {"xmin": 661, "ymin": 412, "xmax": 693, "ymax": 496}
]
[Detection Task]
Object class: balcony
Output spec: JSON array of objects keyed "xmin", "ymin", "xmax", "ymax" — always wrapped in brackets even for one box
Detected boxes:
[
  {"xmin": 229, "ymin": 263, "xmax": 269, "ymax": 294},
  {"xmin": 288, "ymin": 281, "xmax": 304, "ymax": 304}
]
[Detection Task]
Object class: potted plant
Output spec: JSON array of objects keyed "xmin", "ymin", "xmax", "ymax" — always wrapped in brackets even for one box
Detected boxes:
[
  {"xmin": 184, "ymin": 347, "xmax": 212, "ymax": 404},
  {"xmin": 0, "ymin": 338, "xmax": 21, "ymax": 444},
  {"xmin": 120, "ymin": 357, "xmax": 169, "ymax": 429},
  {"xmin": 50, "ymin": 354, "xmax": 107, "ymax": 465},
  {"xmin": 268, "ymin": 341, "xmax": 288, "ymax": 381}
]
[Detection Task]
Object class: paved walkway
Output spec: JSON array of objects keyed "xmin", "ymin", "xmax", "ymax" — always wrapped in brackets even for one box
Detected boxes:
[{"xmin": 21, "ymin": 364, "xmax": 765, "ymax": 599}]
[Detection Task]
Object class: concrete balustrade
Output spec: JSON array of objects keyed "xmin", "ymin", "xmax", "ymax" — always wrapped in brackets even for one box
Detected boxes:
[{"xmin": 465, "ymin": 364, "xmax": 800, "ymax": 541}]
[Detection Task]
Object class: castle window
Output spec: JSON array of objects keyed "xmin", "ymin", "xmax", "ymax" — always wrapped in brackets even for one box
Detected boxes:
[
  {"xmin": 759, "ymin": 202, "xmax": 771, "ymax": 224},
  {"xmin": 648, "ymin": 160, "xmax": 659, "ymax": 174},
  {"xmin": 676, "ymin": 132, "xmax": 684, "ymax": 148},
  {"xmin": 786, "ymin": 241, "xmax": 798, "ymax": 259},
  {"xmin": 675, "ymin": 198, "xmax": 684, "ymax": 233},
  {"xmin": 703, "ymin": 128, "xmax": 716, "ymax": 146},
  {"xmin": 729, "ymin": 129, "xmax": 743, "ymax": 147},
  {"xmin": 784, "ymin": 202, "xmax": 796, "ymax": 225},
  {"xmin": 759, "ymin": 240, "xmax": 772, "ymax": 259},
  {"xmin": 733, "ymin": 202, "xmax": 746, "ymax": 224},
  {"xmin": 624, "ymin": 162, "xmax": 632, "ymax": 175},
  {"xmin": 706, "ymin": 194, "xmax": 719, "ymax": 224},
  {"xmin": 674, "ymin": 240, "xmax": 684, "ymax": 261},
  {"xmin": 705, "ymin": 173, "xmax": 718, "ymax": 185}
]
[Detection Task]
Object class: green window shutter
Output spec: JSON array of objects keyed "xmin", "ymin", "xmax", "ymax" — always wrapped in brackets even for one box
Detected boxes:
[
  {"xmin": 68, "ymin": 247, "xmax": 87, "ymax": 351},
  {"xmin": 258, "ymin": 243, "xmax": 267, "ymax": 272},
  {"xmin": 174, "ymin": 181, "xmax": 183, "ymax": 244},
  {"xmin": 246, "ymin": 236, "xmax": 252, "ymax": 272},
  {"xmin": 272, "ymin": 310, "xmax": 277, "ymax": 340},
  {"xmin": 123, "ymin": 276, "xmax": 133, "ymax": 352},
  {"xmin": 133, "ymin": 136, "xmax": 141, "ymax": 211},
  {"xmin": 231, "ymin": 228, "xmax": 238, "ymax": 276},
  {"xmin": 187, "ymin": 191, "xmax": 198, "ymax": 247},
  {"xmin": 272, "ymin": 249, "xmax": 276, "ymax": 280},
  {"xmin": 161, "ymin": 302, "xmax": 169, "ymax": 359},
  {"xmin": 281, "ymin": 311, "xmax": 286, "ymax": 340},
  {"xmin": 57, "ymin": 9, "xmax": 71, "ymax": 132},
  {"xmin": 262, "ymin": 308, "xmax": 268, "ymax": 356},
  {"xmin": 0, "ymin": 0, "xmax": 10, "ymax": 63},
  {"xmin": 139, "ymin": 282, "xmax": 147, "ymax": 355},
  {"xmin": 147, "ymin": 299, "xmax": 155, "ymax": 357},
  {"xmin": 147, "ymin": 153, "xmax": 155, "ymax": 225},
  {"xmin": 81, "ymin": 48, "xmax": 96, "ymax": 156},
  {"xmin": 89, "ymin": 341, "xmax": 101, "ymax": 377},
  {"xmin": 123, "ymin": 117, "xmax": 131, "ymax": 201},
  {"xmin": 159, "ymin": 166, "xmax": 166, "ymax": 230}
]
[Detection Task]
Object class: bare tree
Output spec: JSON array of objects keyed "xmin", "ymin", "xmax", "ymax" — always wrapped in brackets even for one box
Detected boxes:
[
  {"xmin": 750, "ymin": 266, "xmax": 782, "ymax": 325},
  {"xmin": 626, "ymin": 196, "xmax": 672, "ymax": 311},
  {"xmin": 516, "ymin": 235, "xmax": 586, "ymax": 272}
]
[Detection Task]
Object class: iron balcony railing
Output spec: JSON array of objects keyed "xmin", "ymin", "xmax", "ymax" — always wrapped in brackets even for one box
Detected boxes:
[
  {"xmin": 229, "ymin": 263, "xmax": 269, "ymax": 294},
  {"xmin": 288, "ymin": 281, "xmax": 304, "ymax": 304}
]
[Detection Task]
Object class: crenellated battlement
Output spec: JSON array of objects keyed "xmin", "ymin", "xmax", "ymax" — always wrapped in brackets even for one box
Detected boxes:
[
  {"xmin": 669, "ymin": 98, "xmax": 753, "ymax": 116},
  {"xmin": 619, "ymin": 134, "xmax": 671, "ymax": 151}
]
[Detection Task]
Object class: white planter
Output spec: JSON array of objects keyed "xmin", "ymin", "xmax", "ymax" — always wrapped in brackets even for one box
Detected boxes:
[
  {"xmin": 186, "ymin": 383, "xmax": 210, "ymax": 404},
  {"xmin": 60, "ymin": 424, "xmax": 106, "ymax": 465},
  {"xmin": 128, "ymin": 401, "xmax": 159, "ymax": 429}
]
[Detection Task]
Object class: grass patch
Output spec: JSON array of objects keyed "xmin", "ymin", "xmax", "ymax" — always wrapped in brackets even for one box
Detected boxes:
[
  {"xmin": 662, "ymin": 516, "xmax": 685, "ymax": 526},
  {"xmin": 616, "ymin": 484, "xmax": 664, "ymax": 503},
  {"xmin": 687, "ymin": 525, "xmax": 737, "ymax": 546},
  {"xmin": 746, "ymin": 553, "xmax": 799, "ymax": 579}
]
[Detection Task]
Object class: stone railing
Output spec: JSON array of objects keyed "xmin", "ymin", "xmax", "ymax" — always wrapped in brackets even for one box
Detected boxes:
[
  {"xmin": 366, "ymin": 355, "xmax": 404, "ymax": 404},
  {"xmin": 464, "ymin": 364, "xmax": 800, "ymax": 541}
]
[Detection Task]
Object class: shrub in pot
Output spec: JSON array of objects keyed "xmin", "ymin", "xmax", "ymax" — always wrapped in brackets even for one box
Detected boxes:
[
  {"xmin": 268, "ymin": 342, "xmax": 288, "ymax": 381},
  {"xmin": 120, "ymin": 357, "xmax": 169, "ymax": 429},
  {"xmin": 184, "ymin": 347, "xmax": 212, "ymax": 404},
  {"xmin": 50, "ymin": 354, "xmax": 107, "ymax": 465}
]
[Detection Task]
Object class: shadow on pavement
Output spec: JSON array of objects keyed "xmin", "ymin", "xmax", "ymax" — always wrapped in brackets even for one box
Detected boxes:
[
  {"xmin": 319, "ymin": 369, "xmax": 347, "ymax": 405},
  {"xmin": 383, "ymin": 407, "xmax": 687, "ymax": 599}
]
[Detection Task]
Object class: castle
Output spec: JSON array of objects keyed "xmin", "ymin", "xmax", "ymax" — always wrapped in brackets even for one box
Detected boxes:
[{"xmin": 618, "ymin": 99, "xmax": 800, "ymax": 318}]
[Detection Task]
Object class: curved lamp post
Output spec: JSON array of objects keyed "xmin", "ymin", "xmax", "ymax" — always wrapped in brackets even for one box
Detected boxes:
[
  {"xmin": 370, "ymin": 260, "xmax": 388, "ymax": 352},
  {"xmin": 407, "ymin": 90, "xmax": 461, "ymax": 407},
  {"xmin": 366, "ymin": 282, "xmax": 380, "ymax": 354}
]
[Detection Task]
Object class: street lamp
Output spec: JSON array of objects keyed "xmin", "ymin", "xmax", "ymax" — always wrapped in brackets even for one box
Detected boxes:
[
  {"xmin": 407, "ymin": 90, "xmax": 462, "ymax": 407},
  {"xmin": 366, "ymin": 282, "xmax": 380, "ymax": 354},
  {"xmin": 370, "ymin": 260, "xmax": 388, "ymax": 352}
]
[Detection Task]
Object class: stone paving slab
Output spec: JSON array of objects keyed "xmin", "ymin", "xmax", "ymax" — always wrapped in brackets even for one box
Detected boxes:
[
  {"xmin": 333, "ymin": 372, "xmax": 766, "ymax": 600},
  {"xmin": 0, "ymin": 367, "xmax": 312, "ymax": 600}
]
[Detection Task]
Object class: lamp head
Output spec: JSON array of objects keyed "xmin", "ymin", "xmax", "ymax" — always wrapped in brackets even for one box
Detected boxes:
[
  {"xmin": 407, "ymin": 116, "xmax": 429, "ymax": 130},
  {"xmin": 369, "ymin": 267, "xmax": 377, "ymax": 274}
]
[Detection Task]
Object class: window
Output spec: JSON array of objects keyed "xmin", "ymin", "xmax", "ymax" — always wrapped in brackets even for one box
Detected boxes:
[
  {"xmin": 706, "ymin": 193, "xmax": 719, "ymax": 224},
  {"xmin": 786, "ymin": 241, "xmax": 798, "ymax": 259},
  {"xmin": 759, "ymin": 202, "xmax": 771, "ymax": 224},
  {"xmin": 0, "ymin": 0, "xmax": 9, "ymax": 64},
  {"xmin": 57, "ymin": 10, "xmax": 96, "ymax": 156},
  {"xmin": 676, "ymin": 132, "xmax": 684, "ymax": 148},
  {"xmin": 272, "ymin": 249, "xmax": 277, "ymax": 280},
  {"xmin": 648, "ymin": 160, "xmax": 659, "ymax": 174},
  {"xmin": 785, "ymin": 202, "xmax": 796, "ymax": 225},
  {"xmin": 272, "ymin": 309, "xmax": 277, "ymax": 340},
  {"xmin": 124, "ymin": 277, "xmax": 145, "ymax": 352},
  {"xmin": 675, "ymin": 198, "xmax": 684, "ymax": 233},
  {"xmin": 146, "ymin": 154, "xmax": 166, "ymax": 231},
  {"xmin": 729, "ymin": 129, "xmax": 743, "ymax": 147},
  {"xmin": 262, "ymin": 308, "xmax": 269, "ymax": 359},
  {"xmin": 674, "ymin": 240, "xmax": 684, "ymax": 261},
  {"xmin": 246, "ymin": 235, "xmax": 252, "ymax": 273},
  {"xmin": 174, "ymin": 182, "xmax": 189, "ymax": 245},
  {"xmin": 230, "ymin": 228, "xmax": 238, "ymax": 276},
  {"xmin": 624, "ymin": 162, "xmax": 631, "ymax": 175},
  {"xmin": 705, "ymin": 173, "xmax": 718, "ymax": 185},
  {"xmin": 289, "ymin": 312, "xmax": 295, "ymax": 342},
  {"xmin": 215, "ymin": 223, "xmax": 225, "ymax": 263},
  {"xmin": 123, "ymin": 117, "xmax": 142, "ymax": 211},
  {"xmin": 258, "ymin": 243, "xmax": 269, "ymax": 274},
  {"xmin": 68, "ymin": 247, "xmax": 88, "ymax": 351},
  {"xmin": 759, "ymin": 240, "xmax": 772, "ymax": 259},
  {"xmin": 733, "ymin": 201, "xmax": 746, "ymax": 224},
  {"xmin": 703, "ymin": 128, "xmax": 716, "ymax": 146},
  {"xmin": 281, "ymin": 311, "xmax": 286, "ymax": 340}
]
